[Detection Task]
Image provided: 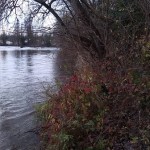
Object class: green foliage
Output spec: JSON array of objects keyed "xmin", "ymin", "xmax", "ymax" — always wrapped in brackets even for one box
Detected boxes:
[
  {"xmin": 131, "ymin": 70, "xmax": 142, "ymax": 84},
  {"xmin": 112, "ymin": 0, "xmax": 145, "ymax": 28},
  {"xmin": 95, "ymin": 139, "xmax": 106, "ymax": 150},
  {"xmin": 142, "ymin": 42, "xmax": 150, "ymax": 61}
]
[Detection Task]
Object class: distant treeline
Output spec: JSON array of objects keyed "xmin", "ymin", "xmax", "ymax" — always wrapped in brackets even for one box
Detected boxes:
[
  {"xmin": 0, "ymin": 18, "xmax": 54, "ymax": 47},
  {"xmin": 0, "ymin": 31, "xmax": 53, "ymax": 47},
  {"xmin": 0, "ymin": 32, "xmax": 53, "ymax": 47}
]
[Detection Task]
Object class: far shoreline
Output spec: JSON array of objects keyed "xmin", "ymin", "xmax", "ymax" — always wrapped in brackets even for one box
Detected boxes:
[{"xmin": 0, "ymin": 46, "xmax": 60, "ymax": 51}]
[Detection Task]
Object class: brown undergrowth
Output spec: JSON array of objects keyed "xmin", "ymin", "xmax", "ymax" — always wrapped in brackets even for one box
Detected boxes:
[{"xmin": 37, "ymin": 46, "xmax": 150, "ymax": 149}]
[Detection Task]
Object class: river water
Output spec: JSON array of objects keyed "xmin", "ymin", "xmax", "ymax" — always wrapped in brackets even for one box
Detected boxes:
[{"xmin": 0, "ymin": 47, "xmax": 60, "ymax": 150}]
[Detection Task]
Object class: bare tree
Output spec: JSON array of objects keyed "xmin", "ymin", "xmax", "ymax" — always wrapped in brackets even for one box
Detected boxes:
[
  {"xmin": 0, "ymin": 0, "xmax": 149, "ymax": 59},
  {"xmin": 24, "ymin": 15, "xmax": 34, "ymax": 46},
  {"xmin": 0, "ymin": 31, "xmax": 7, "ymax": 45},
  {"xmin": 0, "ymin": 0, "xmax": 105, "ymax": 57},
  {"xmin": 14, "ymin": 18, "xmax": 20, "ymax": 45}
]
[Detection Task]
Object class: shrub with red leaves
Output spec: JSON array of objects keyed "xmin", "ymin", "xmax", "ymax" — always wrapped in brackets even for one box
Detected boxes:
[{"xmin": 38, "ymin": 53, "xmax": 150, "ymax": 150}]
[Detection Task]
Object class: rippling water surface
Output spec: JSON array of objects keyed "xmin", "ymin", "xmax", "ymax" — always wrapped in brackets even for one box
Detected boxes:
[{"xmin": 0, "ymin": 47, "xmax": 59, "ymax": 150}]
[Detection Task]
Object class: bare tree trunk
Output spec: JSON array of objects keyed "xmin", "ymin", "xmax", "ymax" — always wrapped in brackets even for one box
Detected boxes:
[{"xmin": 69, "ymin": 0, "xmax": 106, "ymax": 58}]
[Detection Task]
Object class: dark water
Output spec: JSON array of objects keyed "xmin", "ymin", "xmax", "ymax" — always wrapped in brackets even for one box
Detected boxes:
[{"xmin": 0, "ymin": 47, "xmax": 59, "ymax": 150}]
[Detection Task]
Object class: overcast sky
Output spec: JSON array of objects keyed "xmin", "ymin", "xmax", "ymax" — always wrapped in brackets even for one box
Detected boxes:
[{"xmin": 0, "ymin": 0, "xmax": 56, "ymax": 34}]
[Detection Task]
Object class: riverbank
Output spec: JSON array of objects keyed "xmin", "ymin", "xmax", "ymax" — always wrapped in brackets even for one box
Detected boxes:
[{"xmin": 37, "ymin": 53, "xmax": 150, "ymax": 149}]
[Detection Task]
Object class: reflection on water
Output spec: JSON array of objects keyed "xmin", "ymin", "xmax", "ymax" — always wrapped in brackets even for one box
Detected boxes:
[{"xmin": 0, "ymin": 48, "xmax": 58, "ymax": 150}]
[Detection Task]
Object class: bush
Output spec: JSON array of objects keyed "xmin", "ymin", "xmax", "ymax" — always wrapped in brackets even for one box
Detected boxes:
[
  {"xmin": 38, "ymin": 55, "xmax": 149, "ymax": 150},
  {"xmin": 38, "ymin": 72, "xmax": 105, "ymax": 149}
]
